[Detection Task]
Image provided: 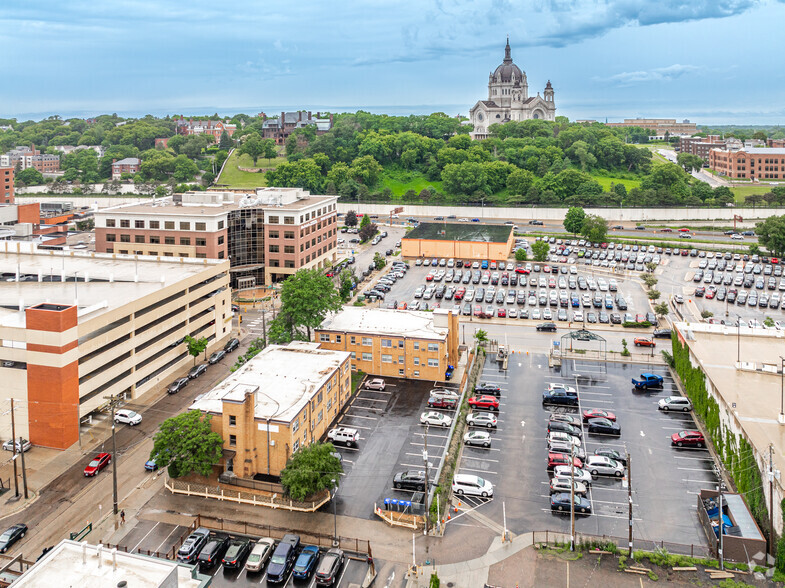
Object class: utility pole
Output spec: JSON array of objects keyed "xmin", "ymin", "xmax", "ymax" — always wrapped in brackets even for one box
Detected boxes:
[
  {"xmin": 104, "ymin": 394, "xmax": 121, "ymax": 515},
  {"xmin": 570, "ymin": 450, "xmax": 575, "ymax": 551},
  {"xmin": 769, "ymin": 445, "xmax": 775, "ymax": 556},
  {"xmin": 627, "ymin": 450, "xmax": 633, "ymax": 557},
  {"xmin": 422, "ymin": 424, "xmax": 430, "ymax": 535},
  {"xmin": 19, "ymin": 435, "xmax": 28, "ymax": 499},
  {"xmin": 10, "ymin": 399, "xmax": 18, "ymax": 498},
  {"xmin": 718, "ymin": 483, "xmax": 724, "ymax": 570}
]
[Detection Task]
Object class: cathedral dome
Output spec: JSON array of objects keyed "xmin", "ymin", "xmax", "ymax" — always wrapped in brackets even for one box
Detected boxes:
[{"xmin": 492, "ymin": 38, "xmax": 524, "ymax": 83}]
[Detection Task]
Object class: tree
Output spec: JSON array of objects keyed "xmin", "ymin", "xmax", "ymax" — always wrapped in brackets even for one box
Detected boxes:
[
  {"xmin": 239, "ymin": 133, "xmax": 265, "ymax": 166},
  {"xmin": 701, "ymin": 310, "xmax": 714, "ymax": 319},
  {"xmin": 359, "ymin": 222, "xmax": 377, "ymax": 243},
  {"xmin": 676, "ymin": 152, "xmax": 704, "ymax": 174},
  {"xmin": 580, "ymin": 214, "xmax": 608, "ymax": 242},
  {"xmin": 749, "ymin": 244, "xmax": 762, "ymax": 256},
  {"xmin": 531, "ymin": 240, "xmax": 550, "ymax": 262},
  {"xmin": 261, "ymin": 139, "xmax": 277, "ymax": 160},
  {"xmin": 647, "ymin": 289, "xmax": 661, "ymax": 300},
  {"xmin": 218, "ymin": 131, "xmax": 234, "ymax": 150},
  {"xmin": 641, "ymin": 273, "xmax": 658, "ymax": 289},
  {"xmin": 271, "ymin": 268, "xmax": 343, "ymax": 341},
  {"xmin": 563, "ymin": 207, "xmax": 586, "ymax": 235},
  {"xmin": 280, "ymin": 441, "xmax": 343, "ymax": 501},
  {"xmin": 184, "ymin": 335, "xmax": 208, "ymax": 365},
  {"xmin": 645, "ymin": 261, "xmax": 658, "ymax": 273},
  {"xmin": 344, "ymin": 210, "xmax": 358, "ymax": 227},
  {"xmin": 474, "ymin": 329, "xmax": 488, "ymax": 346},
  {"xmin": 373, "ymin": 252, "xmax": 386, "ymax": 270},
  {"xmin": 654, "ymin": 302, "xmax": 670, "ymax": 320},
  {"xmin": 339, "ymin": 269, "xmax": 355, "ymax": 301},
  {"xmin": 15, "ymin": 167, "xmax": 44, "ymax": 186},
  {"xmin": 756, "ymin": 215, "xmax": 785, "ymax": 256},
  {"xmin": 150, "ymin": 411, "xmax": 223, "ymax": 478},
  {"xmin": 514, "ymin": 248, "xmax": 527, "ymax": 261}
]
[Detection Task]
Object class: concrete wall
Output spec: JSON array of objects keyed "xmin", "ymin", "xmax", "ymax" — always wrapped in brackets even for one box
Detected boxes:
[
  {"xmin": 401, "ymin": 237, "xmax": 511, "ymax": 261},
  {"xmin": 338, "ymin": 203, "xmax": 783, "ymax": 224}
]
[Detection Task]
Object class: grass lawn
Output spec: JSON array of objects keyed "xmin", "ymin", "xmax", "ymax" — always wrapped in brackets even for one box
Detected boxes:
[
  {"xmin": 380, "ymin": 170, "xmax": 443, "ymax": 197},
  {"xmin": 216, "ymin": 150, "xmax": 282, "ymax": 188},
  {"xmin": 591, "ymin": 175, "xmax": 642, "ymax": 191},
  {"xmin": 731, "ymin": 184, "xmax": 775, "ymax": 201}
]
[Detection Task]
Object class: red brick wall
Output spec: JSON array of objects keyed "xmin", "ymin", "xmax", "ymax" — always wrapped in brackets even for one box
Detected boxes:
[{"xmin": 1, "ymin": 167, "xmax": 13, "ymax": 204}]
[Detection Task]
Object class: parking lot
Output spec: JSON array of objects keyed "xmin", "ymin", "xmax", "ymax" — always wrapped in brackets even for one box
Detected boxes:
[
  {"xmin": 447, "ymin": 355, "xmax": 718, "ymax": 548},
  {"xmin": 118, "ymin": 519, "xmax": 371, "ymax": 587}
]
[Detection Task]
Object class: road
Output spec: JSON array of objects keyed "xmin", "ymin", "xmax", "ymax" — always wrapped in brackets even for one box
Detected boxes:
[{"xmin": 657, "ymin": 148, "xmax": 728, "ymax": 188}]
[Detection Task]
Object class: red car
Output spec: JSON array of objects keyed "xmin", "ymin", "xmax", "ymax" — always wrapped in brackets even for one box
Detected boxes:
[
  {"xmin": 428, "ymin": 396, "xmax": 458, "ymax": 409},
  {"xmin": 454, "ymin": 287, "xmax": 466, "ymax": 301},
  {"xmin": 661, "ymin": 228, "xmax": 673, "ymax": 233},
  {"xmin": 680, "ymin": 249, "xmax": 690, "ymax": 256},
  {"xmin": 772, "ymin": 258, "xmax": 780, "ymax": 265},
  {"xmin": 473, "ymin": 305, "xmax": 483, "ymax": 317},
  {"xmin": 84, "ymin": 452, "xmax": 112, "ymax": 477},
  {"xmin": 542, "ymin": 265, "xmax": 551, "ymax": 273},
  {"xmin": 467, "ymin": 395, "xmax": 500, "ymax": 411},
  {"xmin": 547, "ymin": 452, "xmax": 583, "ymax": 471},
  {"xmin": 515, "ymin": 266, "xmax": 529, "ymax": 275},
  {"xmin": 497, "ymin": 308, "xmax": 506, "ymax": 318},
  {"xmin": 705, "ymin": 289, "xmax": 716, "ymax": 300},
  {"xmin": 582, "ymin": 409, "xmax": 616, "ymax": 422},
  {"xmin": 425, "ymin": 274, "xmax": 434, "ymax": 281},
  {"xmin": 634, "ymin": 338, "xmax": 655, "ymax": 347},
  {"xmin": 671, "ymin": 430, "xmax": 705, "ymax": 448},
  {"xmin": 678, "ymin": 228, "xmax": 690, "ymax": 232}
]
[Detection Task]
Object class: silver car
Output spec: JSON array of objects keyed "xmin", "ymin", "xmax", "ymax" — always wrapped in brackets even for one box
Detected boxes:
[
  {"xmin": 585, "ymin": 455, "xmax": 625, "ymax": 478},
  {"xmin": 466, "ymin": 412, "xmax": 497, "ymax": 428},
  {"xmin": 658, "ymin": 396, "xmax": 692, "ymax": 412},
  {"xmin": 553, "ymin": 465, "xmax": 592, "ymax": 486},
  {"xmin": 463, "ymin": 430, "xmax": 492, "ymax": 447},
  {"xmin": 245, "ymin": 537, "xmax": 275, "ymax": 572}
]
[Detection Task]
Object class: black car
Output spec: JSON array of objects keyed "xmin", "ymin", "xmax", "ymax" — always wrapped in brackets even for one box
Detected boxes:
[
  {"xmin": 197, "ymin": 536, "xmax": 229, "ymax": 570},
  {"xmin": 167, "ymin": 377, "xmax": 189, "ymax": 394},
  {"xmin": 315, "ymin": 548, "xmax": 345, "ymax": 586},
  {"xmin": 393, "ymin": 470, "xmax": 427, "ymax": 491},
  {"xmin": 208, "ymin": 350, "xmax": 226, "ymax": 364},
  {"xmin": 594, "ymin": 447, "xmax": 627, "ymax": 465},
  {"xmin": 222, "ymin": 538, "xmax": 252, "ymax": 569},
  {"xmin": 231, "ymin": 304, "xmax": 240, "ymax": 312},
  {"xmin": 653, "ymin": 328, "xmax": 672, "ymax": 339},
  {"xmin": 474, "ymin": 383, "xmax": 501, "ymax": 396},
  {"xmin": 551, "ymin": 493, "xmax": 591, "ymax": 514},
  {"xmin": 536, "ymin": 322, "xmax": 557, "ymax": 332},
  {"xmin": 267, "ymin": 534, "xmax": 300, "ymax": 583},
  {"xmin": 188, "ymin": 364, "xmax": 208, "ymax": 379},
  {"xmin": 542, "ymin": 390, "xmax": 578, "ymax": 406},
  {"xmin": 0, "ymin": 524, "xmax": 27, "ymax": 553},
  {"xmin": 224, "ymin": 337, "xmax": 240, "ymax": 352},
  {"xmin": 177, "ymin": 528, "xmax": 211, "ymax": 563},
  {"xmin": 586, "ymin": 418, "xmax": 621, "ymax": 436},
  {"xmin": 547, "ymin": 421, "xmax": 582, "ymax": 437}
]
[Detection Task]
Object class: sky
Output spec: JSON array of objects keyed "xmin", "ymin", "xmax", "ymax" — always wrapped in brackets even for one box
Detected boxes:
[{"xmin": 2, "ymin": 0, "xmax": 785, "ymax": 124}]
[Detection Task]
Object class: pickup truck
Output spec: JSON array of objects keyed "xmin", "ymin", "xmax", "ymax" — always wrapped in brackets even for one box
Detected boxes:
[{"xmin": 631, "ymin": 373, "xmax": 664, "ymax": 389}]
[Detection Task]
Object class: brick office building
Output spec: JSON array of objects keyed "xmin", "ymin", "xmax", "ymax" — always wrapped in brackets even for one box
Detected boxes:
[
  {"xmin": 678, "ymin": 135, "xmax": 726, "ymax": 160},
  {"xmin": 1, "ymin": 167, "xmax": 13, "ymax": 203},
  {"xmin": 0, "ymin": 146, "xmax": 60, "ymax": 173},
  {"xmin": 709, "ymin": 148, "xmax": 785, "ymax": 180},
  {"xmin": 606, "ymin": 118, "xmax": 697, "ymax": 136},
  {"xmin": 111, "ymin": 157, "xmax": 141, "ymax": 179},
  {"xmin": 94, "ymin": 188, "xmax": 339, "ymax": 287}
]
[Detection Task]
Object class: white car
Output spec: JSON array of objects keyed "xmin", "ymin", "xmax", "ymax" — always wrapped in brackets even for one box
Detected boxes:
[
  {"xmin": 553, "ymin": 465, "xmax": 592, "ymax": 486},
  {"xmin": 731, "ymin": 234, "xmax": 745, "ymax": 240},
  {"xmin": 463, "ymin": 430, "xmax": 492, "ymax": 447},
  {"xmin": 585, "ymin": 455, "xmax": 625, "ymax": 477},
  {"xmin": 420, "ymin": 411, "xmax": 452, "ymax": 427},
  {"xmin": 429, "ymin": 388, "xmax": 459, "ymax": 399},
  {"xmin": 114, "ymin": 409, "xmax": 142, "ymax": 426},
  {"xmin": 365, "ymin": 378, "xmax": 386, "ymax": 391},
  {"xmin": 572, "ymin": 310, "xmax": 584, "ymax": 322},
  {"xmin": 549, "ymin": 440, "xmax": 586, "ymax": 460},
  {"xmin": 547, "ymin": 383, "xmax": 576, "ymax": 394},
  {"xmin": 658, "ymin": 396, "xmax": 693, "ymax": 412},
  {"xmin": 459, "ymin": 218, "xmax": 469, "ymax": 222},
  {"xmin": 2, "ymin": 438, "xmax": 31, "ymax": 452},
  {"xmin": 548, "ymin": 431, "xmax": 581, "ymax": 448},
  {"xmin": 466, "ymin": 412, "xmax": 497, "ymax": 428},
  {"xmin": 245, "ymin": 537, "xmax": 275, "ymax": 572},
  {"xmin": 549, "ymin": 478, "xmax": 588, "ymax": 496}
]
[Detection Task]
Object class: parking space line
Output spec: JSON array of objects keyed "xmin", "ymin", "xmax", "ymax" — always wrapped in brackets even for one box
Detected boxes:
[
  {"xmin": 343, "ymin": 414, "xmax": 378, "ymax": 420},
  {"xmin": 677, "ymin": 467, "xmax": 710, "ymax": 472},
  {"xmin": 682, "ymin": 478, "xmax": 718, "ymax": 484},
  {"xmin": 131, "ymin": 522, "xmax": 160, "ymax": 552},
  {"xmin": 673, "ymin": 455, "xmax": 715, "ymax": 461},
  {"xmin": 339, "ymin": 424, "xmax": 371, "ymax": 430},
  {"xmin": 352, "ymin": 398, "xmax": 388, "ymax": 403},
  {"xmin": 400, "ymin": 463, "xmax": 437, "ymax": 470},
  {"xmin": 461, "ymin": 455, "xmax": 500, "ymax": 463},
  {"xmin": 154, "ymin": 525, "xmax": 181, "ymax": 554},
  {"xmin": 413, "ymin": 432, "xmax": 449, "ymax": 439},
  {"xmin": 661, "ymin": 426, "xmax": 689, "ymax": 431},
  {"xmin": 579, "ymin": 391, "xmax": 613, "ymax": 397},
  {"xmin": 459, "ymin": 466, "xmax": 498, "ymax": 475}
]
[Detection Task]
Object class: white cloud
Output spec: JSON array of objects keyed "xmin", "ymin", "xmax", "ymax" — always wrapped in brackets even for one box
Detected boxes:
[{"xmin": 599, "ymin": 64, "xmax": 701, "ymax": 85}]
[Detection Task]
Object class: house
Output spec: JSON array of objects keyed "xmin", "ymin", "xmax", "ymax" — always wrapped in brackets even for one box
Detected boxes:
[{"xmin": 111, "ymin": 157, "xmax": 141, "ymax": 179}]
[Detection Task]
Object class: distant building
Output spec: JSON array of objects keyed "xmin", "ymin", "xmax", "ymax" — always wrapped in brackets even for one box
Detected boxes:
[
  {"xmin": 469, "ymin": 38, "xmax": 556, "ymax": 140},
  {"xmin": 1, "ymin": 166, "xmax": 13, "ymax": 203},
  {"xmin": 111, "ymin": 157, "xmax": 141, "ymax": 179},
  {"xmin": 606, "ymin": 118, "xmax": 697, "ymax": 136},
  {"xmin": 678, "ymin": 135, "xmax": 726, "ymax": 161},
  {"xmin": 401, "ymin": 222, "xmax": 514, "ymax": 261},
  {"xmin": 0, "ymin": 145, "xmax": 60, "ymax": 173},
  {"xmin": 709, "ymin": 148, "xmax": 785, "ymax": 180},
  {"xmin": 257, "ymin": 111, "xmax": 334, "ymax": 145},
  {"xmin": 155, "ymin": 137, "xmax": 170, "ymax": 149},
  {"xmin": 50, "ymin": 145, "xmax": 105, "ymax": 157},
  {"xmin": 175, "ymin": 117, "xmax": 236, "ymax": 140},
  {"xmin": 768, "ymin": 139, "xmax": 785, "ymax": 148}
]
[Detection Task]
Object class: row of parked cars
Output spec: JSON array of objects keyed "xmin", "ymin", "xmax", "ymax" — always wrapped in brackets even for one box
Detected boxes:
[
  {"xmin": 177, "ymin": 528, "xmax": 346, "ymax": 585},
  {"xmin": 167, "ymin": 337, "xmax": 240, "ymax": 394}
]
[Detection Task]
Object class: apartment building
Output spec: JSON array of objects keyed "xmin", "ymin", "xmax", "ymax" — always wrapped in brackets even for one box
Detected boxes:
[
  {"xmin": 175, "ymin": 117, "xmax": 237, "ymax": 140},
  {"xmin": 94, "ymin": 188, "xmax": 339, "ymax": 287},
  {"xmin": 190, "ymin": 341, "xmax": 351, "ymax": 478},
  {"xmin": 258, "ymin": 111, "xmax": 333, "ymax": 145},
  {"xmin": 316, "ymin": 307, "xmax": 459, "ymax": 381},
  {"xmin": 709, "ymin": 148, "xmax": 785, "ymax": 179},
  {"xmin": 111, "ymin": 157, "xmax": 142, "ymax": 179},
  {"xmin": 1, "ymin": 166, "xmax": 13, "ymax": 203},
  {"xmin": 0, "ymin": 145, "xmax": 60, "ymax": 173},
  {"xmin": 0, "ymin": 242, "xmax": 232, "ymax": 449},
  {"xmin": 678, "ymin": 135, "xmax": 726, "ymax": 160}
]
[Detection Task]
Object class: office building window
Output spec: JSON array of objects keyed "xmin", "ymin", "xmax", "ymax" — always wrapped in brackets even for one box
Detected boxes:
[
  {"xmin": 284, "ymin": 231, "xmax": 294, "ymax": 239},
  {"xmin": 362, "ymin": 352, "xmax": 372, "ymax": 361},
  {"xmin": 268, "ymin": 231, "xmax": 279, "ymax": 239},
  {"xmin": 284, "ymin": 216, "xmax": 294, "ymax": 224},
  {"xmin": 381, "ymin": 354, "xmax": 392, "ymax": 363},
  {"xmin": 106, "ymin": 234, "xmax": 116, "ymax": 242},
  {"xmin": 268, "ymin": 216, "xmax": 279, "ymax": 224},
  {"xmin": 414, "ymin": 370, "xmax": 420, "ymax": 377},
  {"xmin": 195, "ymin": 222, "xmax": 206, "ymax": 231},
  {"xmin": 218, "ymin": 236, "xmax": 224, "ymax": 245},
  {"xmin": 269, "ymin": 244, "xmax": 279, "ymax": 253},
  {"xmin": 399, "ymin": 369, "xmax": 404, "ymax": 375},
  {"xmin": 120, "ymin": 219, "xmax": 130, "ymax": 228},
  {"xmin": 350, "ymin": 351, "xmax": 356, "ymax": 359},
  {"xmin": 120, "ymin": 234, "xmax": 130, "ymax": 243},
  {"xmin": 196, "ymin": 253, "xmax": 207, "ymax": 258},
  {"xmin": 180, "ymin": 237, "xmax": 191, "ymax": 245},
  {"xmin": 218, "ymin": 251, "xmax": 224, "ymax": 259},
  {"xmin": 229, "ymin": 415, "xmax": 236, "ymax": 426},
  {"xmin": 164, "ymin": 252, "xmax": 173, "ymax": 257},
  {"xmin": 149, "ymin": 236, "xmax": 160, "ymax": 244},
  {"xmin": 269, "ymin": 259, "xmax": 280, "ymax": 267},
  {"xmin": 336, "ymin": 335, "xmax": 341, "ymax": 343},
  {"xmin": 134, "ymin": 220, "xmax": 145, "ymax": 229},
  {"xmin": 165, "ymin": 221, "xmax": 175, "ymax": 229},
  {"xmin": 398, "ymin": 356, "xmax": 404, "ymax": 364},
  {"xmin": 149, "ymin": 221, "xmax": 159, "ymax": 229},
  {"xmin": 381, "ymin": 339, "xmax": 392, "ymax": 348},
  {"xmin": 165, "ymin": 237, "xmax": 175, "ymax": 245},
  {"xmin": 284, "ymin": 245, "xmax": 295, "ymax": 254},
  {"xmin": 134, "ymin": 235, "xmax": 145, "ymax": 243},
  {"xmin": 180, "ymin": 222, "xmax": 190, "ymax": 230},
  {"xmin": 106, "ymin": 219, "xmax": 116, "ymax": 227},
  {"xmin": 284, "ymin": 260, "xmax": 295, "ymax": 268},
  {"xmin": 149, "ymin": 251, "xmax": 158, "ymax": 256},
  {"xmin": 218, "ymin": 220, "xmax": 224, "ymax": 229},
  {"xmin": 195, "ymin": 238, "xmax": 206, "ymax": 246},
  {"xmin": 229, "ymin": 434, "xmax": 237, "ymax": 447}
]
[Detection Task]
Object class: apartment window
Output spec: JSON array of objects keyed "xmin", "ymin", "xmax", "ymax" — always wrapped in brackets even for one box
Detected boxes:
[
  {"xmin": 414, "ymin": 370, "xmax": 420, "ymax": 377},
  {"xmin": 120, "ymin": 234, "xmax": 130, "ymax": 243},
  {"xmin": 269, "ymin": 216, "xmax": 279, "ymax": 224},
  {"xmin": 118, "ymin": 250, "xmax": 128, "ymax": 254},
  {"xmin": 180, "ymin": 237, "xmax": 191, "ymax": 245},
  {"xmin": 180, "ymin": 222, "xmax": 190, "ymax": 230},
  {"xmin": 413, "ymin": 342, "xmax": 420, "ymax": 350},
  {"xmin": 269, "ymin": 259, "xmax": 279, "ymax": 267},
  {"xmin": 218, "ymin": 236, "xmax": 224, "ymax": 245},
  {"xmin": 361, "ymin": 337, "xmax": 372, "ymax": 346},
  {"xmin": 134, "ymin": 235, "xmax": 145, "ymax": 243},
  {"xmin": 165, "ymin": 221, "xmax": 175, "ymax": 229},
  {"xmin": 350, "ymin": 351, "xmax": 356, "ymax": 359},
  {"xmin": 268, "ymin": 231, "xmax": 279, "ymax": 239},
  {"xmin": 327, "ymin": 398, "xmax": 332, "ymax": 410},
  {"xmin": 195, "ymin": 238, "xmax": 206, "ymax": 246},
  {"xmin": 284, "ymin": 260, "xmax": 295, "ymax": 268},
  {"xmin": 398, "ymin": 340, "xmax": 404, "ymax": 348},
  {"xmin": 427, "ymin": 358, "xmax": 439, "ymax": 367},
  {"xmin": 292, "ymin": 439, "xmax": 300, "ymax": 453},
  {"xmin": 149, "ymin": 251, "xmax": 158, "ymax": 256},
  {"xmin": 229, "ymin": 434, "xmax": 237, "ymax": 447},
  {"xmin": 149, "ymin": 221, "xmax": 159, "ymax": 229},
  {"xmin": 413, "ymin": 357, "xmax": 420, "ymax": 366},
  {"xmin": 164, "ymin": 252, "xmax": 173, "ymax": 257},
  {"xmin": 165, "ymin": 236, "xmax": 175, "ymax": 245},
  {"xmin": 362, "ymin": 352, "xmax": 372, "ymax": 361},
  {"xmin": 218, "ymin": 220, "xmax": 224, "ymax": 229},
  {"xmin": 180, "ymin": 253, "xmax": 189, "ymax": 257},
  {"xmin": 134, "ymin": 220, "xmax": 145, "ymax": 229},
  {"xmin": 350, "ymin": 336, "xmax": 356, "ymax": 344},
  {"xmin": 120, "ymin": 219, "xmax": 130, "ymax": 228},
  {"xmin": 106, "ymin": 219, "xmax": 116, "ymax": 228},
  {"xmin": 398, "ymin": 356, "xmax": 404, "ymax": 364},
  {"xmin": 427, "ymin": 343, "xmax": 439, "ymax": 352},
  {"xmin": 195, "ymin": 222, "xmax": 206, "ymax": 231},
  {"xmin": 381, "ymin": 339, "xmax": 392, "ymax": 348},
  {"xmin": 196, "ymin": 253, "xmax": 206, "ymax": 258},
  {"xmin": 292, "ymin": 418, "xmax": 300, "ymax": 433},
  {"xmin": 284, "ymin": 231, "xmax": 295, "ymax": 239},
  {"xmin": 399, "ymin": 369, "xmax": 405, "ymax": 376},
  {"xmin": 218, "ymin": 251, "xmax": 224, "ymax": 259},
  {"xmin": 149, "ymin": 236, "xmax": 160, "ymax": 244},
  {"xmin": 336, "ymin": 335, "xmax": 342, "ymax": 343},
  {"xmin": 269, "ymin": 244, "xmax": 280, "ymax": 253},
  {"xmin": 106, "ymin": 234, "xmax": 116, "ymax": 242},
  {"xmin": 229, "ymin": 415, "xmax": 236, "ymax": 426},
  {"xmin": 381, "ymin": 354, "xmax": 392, "ymax": 363},
  {"xmin": 320, "ymin": 334, "xmax": 330, "ymax": 342},
  {"xmin": 284, "ymin": 245, "xmax": 295, "ymax": 254},
  {"xmin": 284, "ymin": 216, "xmax": 294, "ymax": 224}
]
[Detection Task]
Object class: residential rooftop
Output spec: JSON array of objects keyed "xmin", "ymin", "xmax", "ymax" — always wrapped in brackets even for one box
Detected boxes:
[
  {"xmin": 404, "ymin": 222, "xmax": 513, "ymax": 243},
  {"xmin": 190, "ymin": 341, "xmax": 350, "ymax": 422},
  {"xmin": 318, "ymin": 307, "xmax": 451, "ymax": 341}
]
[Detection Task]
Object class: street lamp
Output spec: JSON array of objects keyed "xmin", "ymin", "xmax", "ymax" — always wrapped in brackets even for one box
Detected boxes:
[
  {"xmin": 331, "ymin": 478, "xmax": 339, "ymax": 546},
  {"xmin": 779, "ymin": 357, "xmax": 785, "ymax": 425}
]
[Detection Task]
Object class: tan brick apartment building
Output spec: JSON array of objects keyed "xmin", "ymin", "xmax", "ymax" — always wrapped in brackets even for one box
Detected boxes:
[
  {"xmin": 0, "ymin": 242, "xmax": 232, "ymax": 449},
  {"xmin": 93, "ymin": 188, "xmax": 339, "ymax": 287},
  {"xmin": 190, "ymin": 341, "xmax": 351, "ymax": 478},
  {"xmin": 1, "ymin": 167, "xmax": 13, "ymax": 203},
  {"xmin": 316, "ymin": 307, "xmax": 459, "ymax": 381},
  {"xmin": 709, "ymin": 148, "xmax": 785, "ymax": 180},
  {"xmin": 111, "ymin": 157, "xmax": 141, "ymax": 179}
]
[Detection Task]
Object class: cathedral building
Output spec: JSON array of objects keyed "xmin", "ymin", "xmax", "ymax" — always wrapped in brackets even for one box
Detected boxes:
[{"xmin": 469, "ymin": 39, "xmax": 556, "ymax": 140}]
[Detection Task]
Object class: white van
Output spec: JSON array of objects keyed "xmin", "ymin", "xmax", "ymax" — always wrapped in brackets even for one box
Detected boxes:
[{"xmin": 452, "ymin": 474, "xmax": 494, "ymax": 498}]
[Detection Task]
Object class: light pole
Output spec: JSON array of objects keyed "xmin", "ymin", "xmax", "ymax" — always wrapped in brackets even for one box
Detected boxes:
[
  {"xmin": 331, "ymin": 478, "xmax": 339, "ymax": 546},
  {"xmin": 779, "ymin": 357, "xmax": 785, "ymax": 424}
]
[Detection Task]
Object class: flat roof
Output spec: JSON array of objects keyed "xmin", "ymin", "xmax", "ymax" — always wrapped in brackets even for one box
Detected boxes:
[
  {"xmin": 674, "ymin": 322, "xmax": 785, "ymax": 489},
  {"xmin": 319, "ymin": 307, "xmax": 449, "ymax": 341},
  {"xmin": 404, "ymin": 222, "xmax": 512, "ymax": 243},
  {"xmin": 190, "ymin": 341, "xmax": 350, "ymax": 422},
  {"xmin": 12, "ymin": 539, "xmax": 208, "ymax": 587},
  {"xmin": 0, "ymin": 242, "xmax": 227, "ymax": 328},
  {"xmin": 743, "ymin": 148, "xmax": 785, "ymax": 154}
]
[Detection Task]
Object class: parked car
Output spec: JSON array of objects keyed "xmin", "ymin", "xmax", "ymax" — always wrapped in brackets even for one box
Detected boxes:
[
  {"xmin": 293, "ymin": 545, "xmax": 320, "ymax": 580},
  {"xmin": 84, "ymin": 452, "xmax": 111, "ymax": 477},
  {"xmin": 327, "ymin": 427, "xmax": 360, "ymax": 447},
  {"xmin": 542, "ymin": 389, "xmax": 578, "ymax": 406},
  {"xmin": 365, "ymin": 378, "xmax": 386, "ymax": 390},
  {"xmin": 167, "ymin": 377, "xmax": 189, "ymax": 394},
  {"xmin": 658, "ymin": 396, "xmax": 693, "ymax": 412},
  {"xmin": 549, "ymin": 478, "xmax": 588, "ymax": 497},
  {"xmin": 465, "ymin": 412, "xmax": 497, "ymax": 428},
  {"xmin": 222, "ymin": 538, "xmax": 252, "ymax": 569},
  {"xmin": 144, "ymin": 457, "xmax": 159, "ymax": 471},
  {"xmin": 2, "ymin": 439, "xmax": 31, "ymax": 452},
  {"xmin": 586, "ymin": 418, "xmax": 621, "ymax": 436},
  {"xmin": 633, "ymin": 338, "xmax": 655, "ymax": 347},
  {"xmin": 266, "ymin": 534, "xmax": 301, "ymax": 583},
  {"xmin": 653, "ymin": 328, "xmax": 672, "ymax": 339},
  {"xmin": 114, "ymin": 409, "xmax": 142, "ymax": 426},
  {"xmin": 224, "ymin": 337, "xmax": 240, "ymax": 352},
  {"xmin": 475, "ymin": 383, "xmax": 502, "ymax": 396},
  {"xmin": 208, "ymin": 350, "xmax": 226, "ymax": 364},
  {"xmin": 0, "ymin": 524, "xmax": 28, "ymax": 553},
  {"xmin": 551, "ymin": 493, "xmax": 592, "ymax": 514},
  {"xmin": 671, "ymin": 430, "xmax": 705, "ymax": 448},
  {"xmin": 585, "ymin": 455, "xmax": 625, "ymax": 477},
  {"xmin": 467, "ymin": 395, "xmax": 500, "ymax": 411},
  {"xmin": 547, "ymin": 453, "xmax": 582, "ymax": 471},
  {"xmin": 594, "ymin": 447, "xmax": 627, "ymax": 465},
  {"xmin": 463, "ymin": 430, "xmax": 492, "ymax": 448},
  {"xmin": 427, "ymin": 396, "xmax": 458, "ymax": 409},
  {"xmin": 393, "ymin": 470, "xmax": 427, "ymax": 491},
  {"xmin": 198, "ymin": 535, "xmax": 229, "ymax": 570},
  {"xmin": 176, "ymin": 527, "xmax": 211, "ymax": 563},
  {"xmin": 420, "ymin": 411, "xmax": 453, "ymax": 427},
  {"xmin": 451, "ymin": 473, "xmax": 493, "ymax": 497},
  {"xmin": 188, "ymin": 363, "xmax": 208, "ymax": 379},
  {"xmin": 553, "ymin": 466, "xmax": 592, "ymax": 486},
  {"xmin": 549, "ymin": 413, "xmax": 579, "ymax": 426},
  {"xmin": 315, "ymin": 548, "xmax": 345, "ymax": 586},
  {"xmin": 582, "ymin": 409, "xmax": 615, "ymax": 422},
  {"xmin": 245, "ymin": 537, "xmax": 276, "ymax": 573}
]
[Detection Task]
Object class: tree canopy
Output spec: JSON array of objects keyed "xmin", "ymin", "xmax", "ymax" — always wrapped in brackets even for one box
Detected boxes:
[
  {"xmin": 280, "ymin": 441, "xmax": 343, "ymax": 501},
  {"xmin": 150, "ymin": 411, "xmax": 223, "ymax": 478},
  {"xmin": 756, "ymin": 215, "xmax": 785, "ymax": 256},
  {"xmin": 531, "ymin": 240, "xmax": 550, "ymax": 262},
  {"xmin": 563, "ymin": 207, "xmax": 586, "ymax": 234}
]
